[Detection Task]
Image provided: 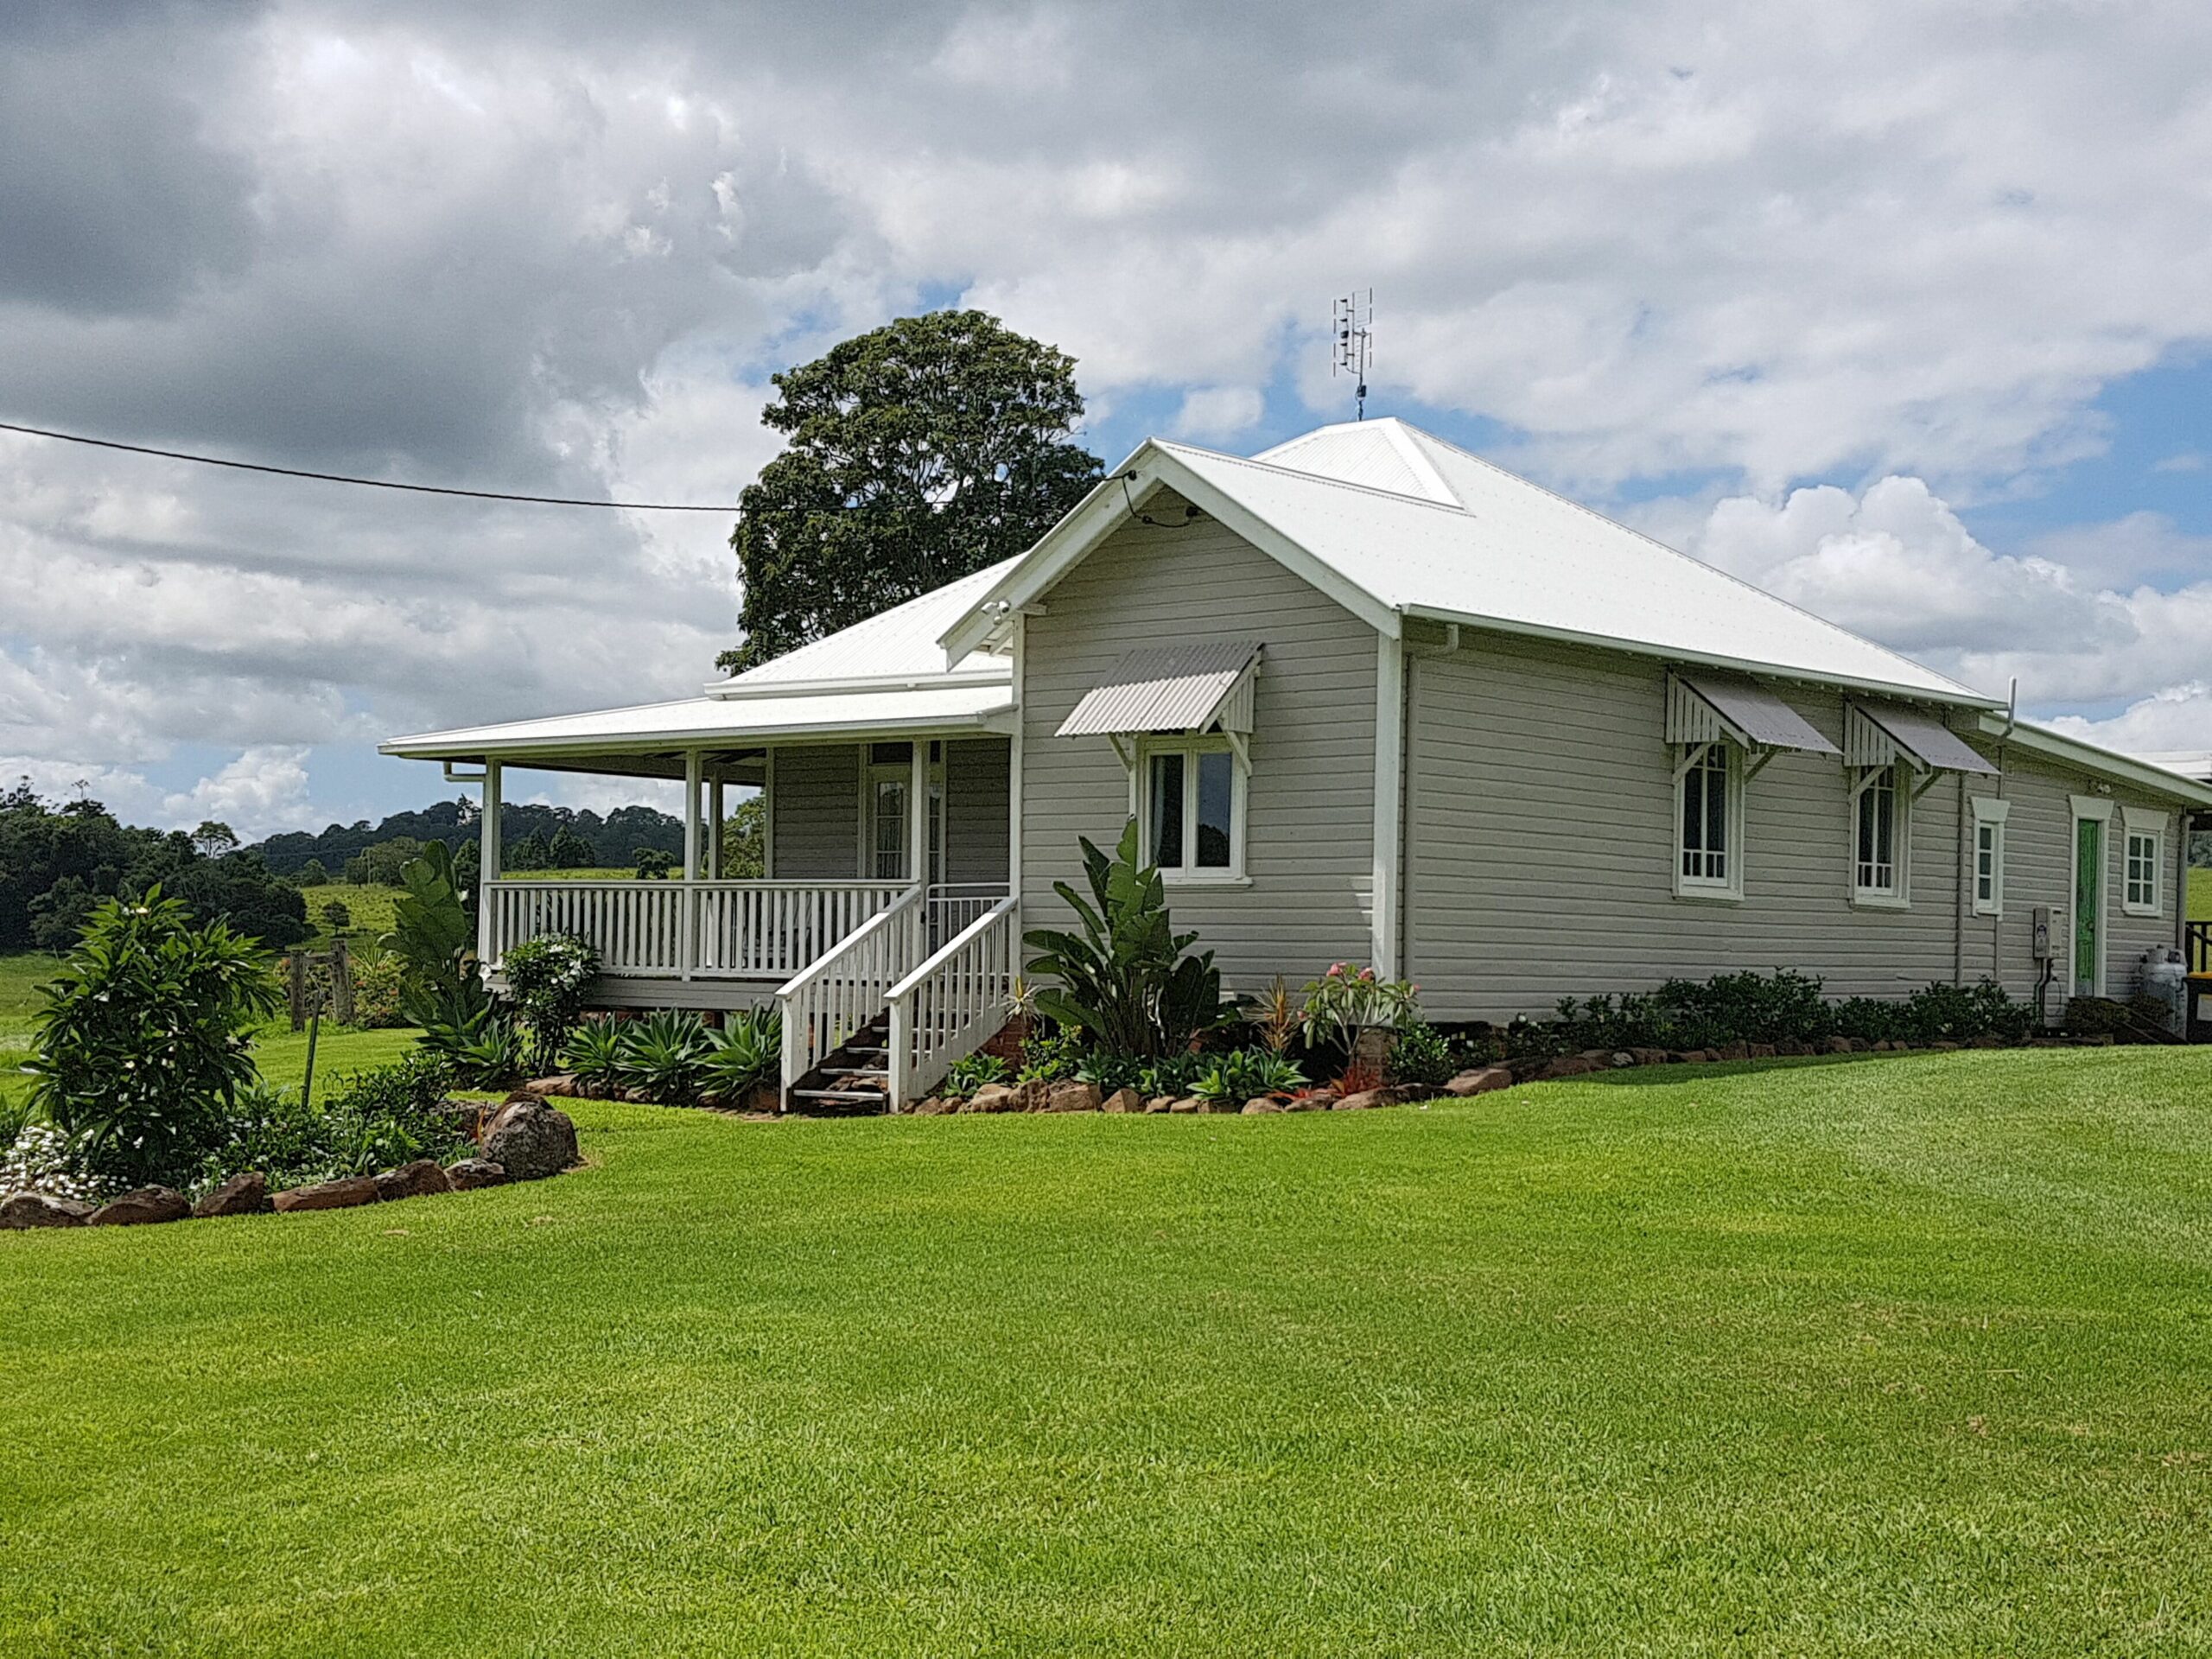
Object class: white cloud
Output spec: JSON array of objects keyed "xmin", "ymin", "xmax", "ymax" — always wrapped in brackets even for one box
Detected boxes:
[
  {"xmin": 2049, "ymin": 683, "xmax": 2212, "ymax": 755},
  {"xmin": 161, "ymin": 747, "xmax": 315, "ymax": 839},
  {"xmin": 1170, "ymin": 386, "xmax": 1265, "ymax": 442}
]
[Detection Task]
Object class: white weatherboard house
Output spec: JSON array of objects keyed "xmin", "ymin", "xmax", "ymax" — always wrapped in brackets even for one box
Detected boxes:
[{"xmin": 385, "ymin": 418, "xmax": 2212, "ymax": 1106}]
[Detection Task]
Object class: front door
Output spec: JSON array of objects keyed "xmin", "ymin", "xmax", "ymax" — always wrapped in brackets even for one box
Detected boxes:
[{"xmin": 2074, "ymin": 816, "xmax": 2103, "ymax": 997}]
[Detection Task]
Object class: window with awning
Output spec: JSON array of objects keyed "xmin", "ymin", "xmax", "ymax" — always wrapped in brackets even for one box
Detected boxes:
[{"xmin": 1843, "ymin": 702, "xmax": 1998, "ymax": 780}]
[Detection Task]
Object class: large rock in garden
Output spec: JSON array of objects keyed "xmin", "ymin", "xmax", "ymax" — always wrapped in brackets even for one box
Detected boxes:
[
  {"xmin": 481, "ymin": 1099, "xmax": 579, "ymax": 1181},
  {"xmin": 88, "ymin": 1185, "xmax": 190, "ymax": 1226},
  {"xmin": 1144, "ymin": 1096, "xmax": 1175, "ymax": 1114},
  {"xmin": 193, "ymin": 1172, "xmax": 271, "ymax": 1218},
  {"xmin": 1444, "ymin": 1067, "xmax": 1514, "ymax": 1096},
  {"xmin": 445, "ymin": 1158, "xmax": 508, "ymax": 1191},
  {"xmin": 1240, "ymin": 1096, "xmax": 1284, "ymax": 1114},
  {"xmin": 524, "ymin": 1075, "xmax": 580, "ymax": 1097},
  {"xmin": 1535, "ymin": 1054, "xmax": 1601, "ymax": 1081},
  {"xmin": 1043, "ymin": 1081, "xmax": 1102, "ymax": 1113},
  {"xmin": 1286, "ymin": 1093, "xmax": 1335, "ymax": 1111},
  {"xmin": 1101, "ymin": 1088, "xmax": 1144, "ymax": 1115},
  {"xmin": 274, "ymin": 1176, "xmax": 380, "ymax": 1213},
  {"xmin": 1168, "ymin": 1096, "xmax": 1205, "ymax": 1114},
  {"xmin": 373, "ymin": 1160, "xmax": 452, "ymax": 1202},
  {"xmin": 1, "ymin": 1192, "xmax": 94, "ymax": 1229}
]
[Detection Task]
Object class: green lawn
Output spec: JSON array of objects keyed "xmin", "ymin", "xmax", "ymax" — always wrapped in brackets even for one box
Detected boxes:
[
  {"xmin": 297, "ymin": 881, "xmax": 403, "ymax": 950},
  {"xmin": 2190, "ymin": 866, "xmax": 2212, "ymax": 920},
  {"xmin": 4, "ymin": 1048, "xmax": 2210, "ymax": 1655}
]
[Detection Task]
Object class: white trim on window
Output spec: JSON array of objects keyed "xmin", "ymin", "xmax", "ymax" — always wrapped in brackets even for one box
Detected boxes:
[
  {"xmin": 1135, "ymin": 733, "xmax": 1248, "ymax": 884},
  {"xmin": 1969, "ymin": 794, "xmax": 2008, "ymax": 918},
  {"xmin": 2122, "ymin": 804, "xmax": 2164, "ymax": 918},
  {"xmin": 1850, "ymin": 763, "xmax": 1910, "ymax": 907},
  {"xmin": 857, "ymin": 740, "xmax": 944, "ymax": 882},
  {"xmin": 1672, "ymin": 740, "xmax": 1743, "ymax": 902}
]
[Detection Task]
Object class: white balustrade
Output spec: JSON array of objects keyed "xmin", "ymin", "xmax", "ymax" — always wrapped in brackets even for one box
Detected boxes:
[
  {"xmin": 482, "ymin": 880, "xmax": 908, "ymax": 981},
  {"xmin": 886, "ymin": 895, "xmax": 1020, "ymax": 1108},
  {"xmin": 777, "ymin": 887, "xmax": 928, "ymax": 1095}
]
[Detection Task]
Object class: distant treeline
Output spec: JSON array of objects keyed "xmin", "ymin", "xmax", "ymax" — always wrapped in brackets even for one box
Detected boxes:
[{"xmin": 247, "ymin": 798, "xmax": 686, "ymax": 877}]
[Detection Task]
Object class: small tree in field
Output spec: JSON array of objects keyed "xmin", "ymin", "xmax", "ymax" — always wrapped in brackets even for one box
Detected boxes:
[{"xmin": 28, "ymin": 889, "xmax": 280, "ymax": 1188}]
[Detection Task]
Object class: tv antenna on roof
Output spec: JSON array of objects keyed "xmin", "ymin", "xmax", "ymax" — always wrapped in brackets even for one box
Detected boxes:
[{"xmin": 1333, "ymin": 289, "xmax": 1373, "ymax": 420}]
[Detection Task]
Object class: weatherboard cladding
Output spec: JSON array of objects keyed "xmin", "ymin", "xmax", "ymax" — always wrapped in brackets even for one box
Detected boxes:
[
  {"xmin": 766, "ymin": 742, "xmax": 860, "ymax": 880},
  {"xmin": 1054, "ymin": 640, "xmax": 1263, "ymax": 738},
  {"xmin": 1020, "ymin": 498, "xmax": 1376, "ymax": 988}
]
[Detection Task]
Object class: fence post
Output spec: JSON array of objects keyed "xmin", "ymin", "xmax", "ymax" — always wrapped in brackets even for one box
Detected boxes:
[
  {"xmin": 329, "ymin": 938, "xmax": 354, "ymax": 1026},
  {"xmin": 287, "ymin": 950, "xmax": 308, "ymax": 1032}
]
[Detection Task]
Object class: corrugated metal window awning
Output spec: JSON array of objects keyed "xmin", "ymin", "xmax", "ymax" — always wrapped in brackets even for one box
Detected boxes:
[
  {"xmin": 1666, "ymin": 672, "xmax": 1840, "ymax": 755},
  {"xmin": 1056, "ymin": 640, "xmax": 1263, "ymax": 738},
  {"xmin": 1846, "ymin": 702, "xmax": 1999, "ymax": 776}
]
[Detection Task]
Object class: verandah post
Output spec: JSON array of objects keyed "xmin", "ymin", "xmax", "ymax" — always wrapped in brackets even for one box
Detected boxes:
[
  {"xmin": 682, "ymin": 750, "xmax": 702, "ymax": 980},
  {"xmin": 478, "ymin": 759, "xmax": 503, "ymax": 973}
]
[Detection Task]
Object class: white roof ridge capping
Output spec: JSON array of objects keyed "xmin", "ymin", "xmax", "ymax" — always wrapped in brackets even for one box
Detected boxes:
[{"xmin": 938, "ymin": 423, "xmax": 1995, "ymax": 709}]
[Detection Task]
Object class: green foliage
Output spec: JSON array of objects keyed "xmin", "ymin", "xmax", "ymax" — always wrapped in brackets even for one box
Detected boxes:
[
  {"xmin": 507, "ymin": 830, "xmax": 551, "ymax": 873},
  {"xmin": 1299, "ymin": 963, "xmax": 1421, "ymax": 1058},
  {"xmin": 347, "ymin": 954, "xmax": 409, "ymax": 1029},
  {"xmin": 294, "ymin": 858, "xmax": 329, "ymax": 888},
  {"xmin": 1014, "ymin": 1022, "xmax": 1085, "ymax": 1086},
  {"xmin": 0, "ymin": 1120, "xmax": 107, "ymax": 1205},
  {"xmin": 1191, "ymin": 1049, "xmax": 1307, "ymax": 1106},
  {"xmin": 455, "ymin": 1017, "xmax": 527, "ymax": 1089},
  {"xmin": 720, "ymin": 796, "xmax": 766, "ymax": 880},
  {"xmin": 346, "ymin": 836, "xmax": 425, "ymax": 887},
  {"xmin": 547, "ymin": 827, "xmax": 596, "ymax": 870},
  {"xmin": 1137, "ymin": 1052, "xmax": 1206, "ymax": 1100},
  {"xmin": 1386, "ymin": 1018, "xmax": 1457, "ymax": 1088},
  {"xmin": 943, "ymin": 1052, "xmax": 1010, "ymax": 1097},
  {"xmin": 633, "ymin": 848, "xmax": 675, "ymax": 880},
  {"xmin": 26, "ymin": 888, "xmax": 281, "ymax": 1188},
  {"xmin": 1074, "ymin": 1050, "xmax": 1147, "ymax": 1096},
  {"xmin": 560, "ymin": 1017, "xmax": 627, "ymax": 1087},
  {"xmin": 193, "ymin": 1052, "xmax": 469, "ymax": 1194},
  {"xmin": 700, "ymin": 1007, "xmax": 783, "ymax": 1104},
  {"xmin": 719, "ymin": 309, "xmax": 1103, "ymax": 673},
  {"xmin": 321, "ymin": 899, "xmax": 353, "ymax": 933},
  {"xmin": 617, "ymin": 1010, "xmax": 714, "ymax": 1106},
  {"xmin": 500, "ymin": 933, "xmax": 601, "ymax": 1074},
  {"xmin": 382, "ymin": 842, "xmax": 489, "ymax": 1036},
  {"xmin": 1023, "ymin": 821, "xmax": 1240, "ymax": 1058}
]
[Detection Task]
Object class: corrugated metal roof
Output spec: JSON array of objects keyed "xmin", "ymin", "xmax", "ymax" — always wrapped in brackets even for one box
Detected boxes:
[
  {"xmin": 381, "ymin": 681, "xmax": 1015, "ymax": 760},
  {"xmin": 1853, "ymin": 702, "xmax": 1999, "ymax": 775},
  {"xmin": 706, "ymin": 556, "xmax": 1017, "ymax": 696},
  {"xmin": 2134, "ymin": 750, "xmax": 2212, "ymax": 784},
  {"xmin": 1155, "ymin": 420, "xmax": 1985, "ymax": 706},
  {"xmin": 1056, "ymin": 640, "xmax": 1262, "ymax": 737},
  {"xmin": 1675, "ymin": 673, "xmax": 1840, "ymax": 754}
]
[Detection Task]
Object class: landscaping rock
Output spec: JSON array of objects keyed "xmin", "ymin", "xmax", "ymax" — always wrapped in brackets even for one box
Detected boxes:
[
  {"xmin": 1718, "ymin": 1041, "xmax": 1751, "ymax": 1061},
  {"xmin": 481, "ymin": 1099, "xmax": 579, "ymax": 1181},
  {"xmin": 1444, "ymin": 1067, "xmax": 1514, "ymax": 1096},
  {"xmin": 431, "ymin": 1097, "xmax": 490, "ymax": 1139},
  {"xmin": 911, "ymin": 1095, "xmax": 954, "ymax": 1116},
  {"xmin": 193, "ymin": 1172, "xmax": 271, "ymax": 1218},
  {"xmin": 1611, "ymin": 1051, "xmax": 1637, "ymax": 1068},
  {"xmin": 1101, "ymin": 1088, "xmax": 1144, "ymax": 1115},
  {"xmin": 1, "ymin": 1192, "xmax": 94, "ymax": 1229},
  {"xmin": 1168, "ymin": 1096, "xmax": 1205, "ymax": 1114},
  {"xmin": 1749, "ymin": 1043, "xmax": 1777, "ymax": 1059},
  {"xmin": 445, "ymin": 1158, "xmax": 508, "ymax": 1191},
  {"xmin": 1536, "ymin": 1055, "xmax": 1600, "ymax": 1081},
  {"xmin": 1044, "ymin": 1081, "xmax": 1103, "ymax": 1113},
  {"xmin": 969, "ymin": 1083, "xmax": 1014, "ymax": 1109},
  {"xmin": 1144, "ymin": 1095, "xmax": 1175, "ymax": 1114},
  {"xmin": 1336, "ymin": 1087, "xmax": 1397, "ymax": 1110},
  {"xmin": 373, "ymin": 1160, "xmax": 453, "ymax": 1203},
  {"xmin": 1240, "ymin": 1096, "xmax": 1284, "ymax": 1114},
  {"xmin": 1286, "ymin": 1093, "xmax": 1335, "ymax": 1111},
  {"xmin": 273, "ymin": 1176, "xmax": 380, "ymax": 1213},
  {"xmin": 88, "ymin": 1185, "xmax": 190, "ymax": 1226},
  {"xmin": 1969, "ymin": 1033, "xmax": 2005, "ymax": 1049},
  {"xmin": 524, "ymin": 1075, "xmax": 581, "ymax": 1098},
  {"xmin": 1630, "ymin": 1047, "xmax": 1672, "ymax": 1067}
]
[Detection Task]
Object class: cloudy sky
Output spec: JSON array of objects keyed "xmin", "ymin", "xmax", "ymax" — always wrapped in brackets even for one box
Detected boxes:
[{"xmin": 3, "ymin": 0, "xmax": 2209, "ymax": 836}]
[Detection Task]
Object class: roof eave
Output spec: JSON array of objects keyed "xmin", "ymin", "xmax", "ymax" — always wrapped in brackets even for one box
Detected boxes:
[
  {"xmin": 1401, "ymin": 603, "xmax": 2004, "ymax": 711},
  {"xmin": 379, "ymin": 702, "xmax": 1019, "ymax": 763},
  {"xmin": 1974, "ymin": 716, "xmax": 2212, "ymax": 807}
]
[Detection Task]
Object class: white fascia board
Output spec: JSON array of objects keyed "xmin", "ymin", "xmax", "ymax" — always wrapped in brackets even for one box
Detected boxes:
[
  {"xmin": 937, "ymin": 443, "xmax": 1402, "ymax": 663},
  {"xmin": 380, "ymin": 706, "xmax": 1017, "ymax": 763},
  {"xmin": 702, "ymin": 667, "xmax": 1011, "ymax": 702},
  {"xmin": 1402, "ymin": 603, "xmax": 2005, "ymax": 712},
  {"xmin": 1980, "ymin": 716, "xmax": 2212, "ymax": 808}
]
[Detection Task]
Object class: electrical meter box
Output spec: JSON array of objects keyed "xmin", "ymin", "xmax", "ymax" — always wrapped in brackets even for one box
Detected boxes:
[{"xmin": 2031, "ymin": 906, "xmax": 2053, "ymax": 961}]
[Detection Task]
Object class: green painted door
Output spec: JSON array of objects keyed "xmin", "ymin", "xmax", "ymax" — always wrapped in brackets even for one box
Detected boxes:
[{"xmin": 2074, "ymin": 817, "xmax": 2103, "ymax": 996}]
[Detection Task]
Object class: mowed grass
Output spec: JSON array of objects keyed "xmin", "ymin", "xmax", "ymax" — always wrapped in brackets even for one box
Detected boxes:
[
  {"xmin": 2191, "ymin": 866, "xmax": 2212, "ymax": 919},
  {"xmin": 4, "ymin": 1049, "xmax": 2211, "ymax": 1656}
]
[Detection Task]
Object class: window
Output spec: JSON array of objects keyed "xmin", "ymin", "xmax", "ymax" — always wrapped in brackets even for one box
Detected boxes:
[
  {"xmin": 1139, "ymin": 738, "xmax": 1243, "ymax": 880},
  {"xmin": 1674, "ymin": 741, "xmax": 1740, "ymax": 899},
  {"xmin": 1970, "ymin": 796, "xmax": 2008, "ymax": 918},
  {"xmin": 1852, "ymin": 765, "xmax": 1908, "ymax": 904},
  {"xmin": 2123, "ymin": 807, "xmax": 2164, "ymax": 917}
]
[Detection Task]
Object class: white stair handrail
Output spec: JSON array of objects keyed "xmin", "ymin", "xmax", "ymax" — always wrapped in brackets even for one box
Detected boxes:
[
  {"xmin": 775, "ymin": 885, "xmax": 926, "ymax": 1097},
  {"xmin": 885, "ymin": 894, "xmax": 1020, "ymax": 1109}
]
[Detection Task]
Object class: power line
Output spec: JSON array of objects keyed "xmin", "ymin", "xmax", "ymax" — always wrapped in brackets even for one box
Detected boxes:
[{"xmin": 0, "ymin": 418, "xmax": 745, "ymax": 512}]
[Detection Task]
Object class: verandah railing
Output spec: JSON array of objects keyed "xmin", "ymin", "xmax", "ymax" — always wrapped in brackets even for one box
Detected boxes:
[
  {"xmin": 886, "ymin": 894, "xmax": 1020, "ymax": 1109},
  {"xmin": 483, "ymin": 880, "xmax": 909, "ymax": 981}
]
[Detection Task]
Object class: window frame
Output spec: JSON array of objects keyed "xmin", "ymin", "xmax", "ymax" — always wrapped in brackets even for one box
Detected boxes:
[
  {"xmin": 1850, "ymin": 763, "xmax": 1910, "ymax": 908},
  {"xmin": 857, "ymin": 741, "xmax": 944, "ymax": 884},
  {"xmin": 1672, "ymin": 739, "xmax": 1744, "ymax": 902},
  {"xmin": 1969, "ymin": 795, "xmax": 2008, "ymax": 918},
  {"xmin": 2121, "ymin": 805, "xmax": 2164, "ymax": 918},
  {"xmin": 1132, "ymin": 733, "xmax": 1248, "ymax": 885}
]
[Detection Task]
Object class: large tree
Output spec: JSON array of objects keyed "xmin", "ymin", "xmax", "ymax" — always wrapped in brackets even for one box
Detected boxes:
[{"xmin": 718, "ymin": 309, "xmax": 1103, "ymax": 673}]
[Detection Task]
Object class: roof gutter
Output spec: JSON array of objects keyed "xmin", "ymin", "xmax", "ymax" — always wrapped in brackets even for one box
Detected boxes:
[
  {"xmin": 1399, "ymin": 603, "xmax": 2005, "ymax": 712},
  {"xmin": 378, "ymin": 703, "xmax": 1019, "ymax": 763},
  {"xmin": 1972, "ymin": 715, "xmax": 2212, "ymax": 808}
]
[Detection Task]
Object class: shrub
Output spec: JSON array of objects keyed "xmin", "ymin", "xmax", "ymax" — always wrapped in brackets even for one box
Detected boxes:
[
  {"xmin": 27, "ymin": 888, "xmax": 280, "ymax": 1189},
  {"xmin": 1137, "ymin": 1052, "xmax": 1206, "ymax": 1100},
  {"xmin": 456, "ymin": 1016, "xmax": 528, "ymax": 1089},
  {"xmin": 1387, "ymin": 1018, "xmax": 1457, "ymax": 1088},
  {"xmin": 193, "ymin": 1053, "xmax": 469, "ymax": 1195},
  {"xmin": 1191, "ymin": 1049, "xmax": 1306, "ymax": 1106},
  {"xmin": 1014, "ymin": 1022, "xmax": 1086, "ymax": 1086},
  {"xmin": 500, "ymin": 932, "xmax": 601, "ymax": 1074},
  {"xmin": 943, "ymin": 1052, "xmax": 1010, "ymax": 1097},
  {"xmin": 1299, "ymin": 963, "xmax": 1420, "ymax": 1064},
  {"xmin": 1022, "ymin": 821, "xmax": 1241, "ymax": 1058},
  {"xmin": 560, "ymin": 1016, "xmax": 626, "ymax": 1089},
  {"xmin": 349, "ymin": 954, "xmax": 409, "ymax": 1029},
  {"xmin": 701, "ymin": 1007, "xmax": 781, "ymax": 1104},
  {"xmin": 617, "ymin": 1010, "xmax": 713, "ymax": 1105},
  {"xmin": 1, "ymin": 1122, "xmax": 111, "ymax": 1206}
]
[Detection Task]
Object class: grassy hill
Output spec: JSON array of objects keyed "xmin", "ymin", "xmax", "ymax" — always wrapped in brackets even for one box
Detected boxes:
[{"xmin": 4, "ymin": 1046, "xmax": 2210, "ymax": 1653}]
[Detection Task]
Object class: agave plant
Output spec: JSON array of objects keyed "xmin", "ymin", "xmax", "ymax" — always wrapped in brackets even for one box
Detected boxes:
[
  {"xmin": 616, "ymin": 1010, "xmax": 712, "ymax": 1105},
  {"xmin": 699, "ymin": 1007, "xmax": 781, "ymax": 1105},
  {"xmin": 457, "ymin": 1015, "xmax": 527, "ymax": 1089},
  {"xmin": 560, "ymin": 1017, "xmax": 626, "ymax": 1090},
  {"xmin": 1190, "ymin": 1048, "xmax": 1306, "ymax": 1106}
]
